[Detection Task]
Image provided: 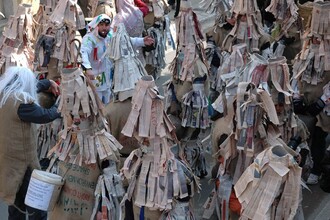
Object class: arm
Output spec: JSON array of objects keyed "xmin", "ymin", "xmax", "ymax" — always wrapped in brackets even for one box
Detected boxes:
[
  {"xmin": 80, "ymin": 35, "xmax": 94, "ymax": 70},
  {"xmin": 130, "ymin": 36, "xmax": 154, "ymax": 47},
  {"xmin": 37, "ymin": 79, "xmax": 60, "ymax": 96},
  {"xmin": 130, "ymin": 37, "xmax": 145, "ymax": 47},
  {"xmin": 18, "ymin": 103, "xmax": 61, "ymax": 124},
  {"xmin": 80, "ymin": 35, "xmax": 96, "ymax": 79}
]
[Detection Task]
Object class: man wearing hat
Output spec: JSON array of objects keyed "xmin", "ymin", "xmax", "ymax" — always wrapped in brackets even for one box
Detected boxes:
[{"xmin": 81, "ymin": 14, "xmax": 154, "ymax": 104}]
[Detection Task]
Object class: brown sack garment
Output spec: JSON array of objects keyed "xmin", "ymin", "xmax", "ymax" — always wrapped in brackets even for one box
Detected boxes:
[{"xmin": 50, "ymin": 161, "xmax": 101, "ymax": 220}]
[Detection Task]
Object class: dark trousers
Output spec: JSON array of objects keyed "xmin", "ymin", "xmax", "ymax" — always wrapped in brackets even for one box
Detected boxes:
[
  {"xmin": 310, "ymin": 126, "xmax": 328, "ymax": 176},
  {"xmin": 8, "ymin": 168, "xmax": 47, "ymax": 220},
  {"xmin": 298, "ymin": 114, "xmax": 328, "ymax": 176}
]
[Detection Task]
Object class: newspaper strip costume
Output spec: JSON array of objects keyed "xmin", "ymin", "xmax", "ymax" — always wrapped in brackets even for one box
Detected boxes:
[
  {"xmin": 107, "ymin": 23, "xmax": 147, "ymax": 101},
  {"xmin": 234, "ymin": 145, "xmax": 301, "ymax": 220},
  {"xmin": 310, "ymin": 2, "xmax": 330, "ymax": 39},
  {"xmin": 163, "ymin": 0, "xmax": 210, "ymax": 178},
  {"xmin": 203, "ymin": 0, "xmax": 233, "ymax": 110},
  {"xmin": 94, "ymin": 0, "xmax": 116, "ymax": 19},
  {"xmin": 91, "ymin": 160, "xmax": 125, "ymax": 220},
  {"xmin": 213, "ymin": 43, "xmax": 247, "ymax": 96},
  {"xmin": 33, "ymin": 1, "xmax": 58, "ymax": 41},
  {"xmin": 159, "ymin": 201, "xmax": 195, "ymax": 220},
  {"xmin": 222, "ymin": 0, "xmax": 268, "ymax": 54},
  {"xmin": 166, "ymin": 0, "xmax": 209, "ymax": 125},
  {"xmin": 206, "ymin": 45, "xmax": 309, "ymax": 218},
  {"xmin": 144, "ymin": 1, "xmax": 169, "ymax": 79},
  {"xmin": 266, "ymin": 0, "xmax": 299, "ymax": 39},
  {"xmin": 144, "ymin": 26, "xmax": 166, "ymax": 78},
  {"xmin": 49, "ymin": 67, "xmax": 122, "ymax": 165},
  {"xmin": 0, "ymin": 3, "xmax": 35, "ymax": 74},
  {"xmin": 33, "ymin": 0, "xmax": 84, "ymax": 79},
  {"xmin": 200, "ymin": 0, "xmax": 233, "ymax": 21},
  {"xmin": 48, "ymin": 67, "xmax": 124, "ymax": 219},
  {"xmin": 121, "ymin": 75, "xmax": 199, "ymax": 215},
  {"xmin": 292, "ymin": 1, "xmax": 330, "ymax": 130},
  {"xmin": 111, "ymin": 0, "xmax": 144, "ymax": 37}
]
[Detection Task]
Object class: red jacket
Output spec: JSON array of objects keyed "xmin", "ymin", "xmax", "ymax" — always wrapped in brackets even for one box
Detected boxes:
[{"xmin": 134, "ymin": 0, "xmax": 149, "ymax": 17}]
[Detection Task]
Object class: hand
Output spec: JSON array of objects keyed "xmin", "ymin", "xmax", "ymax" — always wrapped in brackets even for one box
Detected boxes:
[
  {"xmin": 143, "ymin": 36, "xmax": 154, "ymax": 46},
  {"xmin": 226, "ymin": 16, "xmax": 236, "ymax": 26},
  {"xmin": 96, "ymin": 211, "xmax": 102, "ymax": 220},
  {"xmin": 86, "ymin": 69, "xmax": 95, "ymax": 80},
  {"xmin": 49, "ymin": 80, "xmax": 60, "ymax": 96},
  {"xmin": 321, "ymin": 81, "xmax": 330, "ymax": 105}
]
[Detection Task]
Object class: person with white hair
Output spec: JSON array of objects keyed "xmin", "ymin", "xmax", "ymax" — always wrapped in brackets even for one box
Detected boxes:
[
  {"xmin": 81, "ymin": 13, "xmax": 154, "ymax": 104},
  {"xmin": 0, "ymin": 66, "xmax": 61, "ymax": 220}
]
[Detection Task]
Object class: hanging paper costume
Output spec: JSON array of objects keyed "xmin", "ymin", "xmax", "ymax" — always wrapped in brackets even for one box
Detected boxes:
[
  {"xmin": 0, "ymin": 4, "xmax": 35, "ymax": 74},
  {"xmin": 234, "ymin": 145, "xmax": 301, "ymax": 220},
  {"xmin": 121, "ymin": 75, "xmax": 199, "ymax": 218},
  {"xmin": 292, "ymin": 1, "xmax": 330, "ymax": 132},
  {"xmin": 222, "ymin": 0, "xmax": 269, "ymax": 54},
  {"xmin": 48, "ymin": 67, "xmax": 124, "ymax": 220},
  {"xmin": 34, "ymin": 0, "xmax": 85, "ymax": 80},
  {"xmin": 107, "ymin": 23, "xmax": 147, "ymax": 101}
]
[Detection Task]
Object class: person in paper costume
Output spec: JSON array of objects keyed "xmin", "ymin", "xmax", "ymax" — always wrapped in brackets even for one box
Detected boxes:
[
  {"xmin": 222, "ymin": 0, "xmax": 271, "ymax": 56},
  {"xmin": 0, "ymin": 66, "xmax": 61, "ymax": 220},
  {"xmin": 112, "ymin": 0, "xmax": 152, "ymax": 66},
  {"xmin": 81, "ymin": 14, "xmax": 115, "ymax": 104},
  {"xmin": 292, "ymin": 1, "xmax": 330, "ymax": 185},
  {"xmin": 81, "ymin": 14, "xmax": 154, "ymax": 104}
]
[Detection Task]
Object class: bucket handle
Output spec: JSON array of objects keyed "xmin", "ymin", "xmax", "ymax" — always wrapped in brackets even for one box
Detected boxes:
[{"xmin": 46, "ymin": 156, "xmax": 78, "ymax": 182}]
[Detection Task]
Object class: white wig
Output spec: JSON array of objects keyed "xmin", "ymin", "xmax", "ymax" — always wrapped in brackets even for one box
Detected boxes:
[{"xmin": 0, "ymin": 66, "xmax": 38, "ymax": 108}]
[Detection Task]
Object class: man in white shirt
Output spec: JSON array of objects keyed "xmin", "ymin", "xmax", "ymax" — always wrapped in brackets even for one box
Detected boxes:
[{"xmin": 81, "ymin": 14, "xmax": 154, "ymax": 104}]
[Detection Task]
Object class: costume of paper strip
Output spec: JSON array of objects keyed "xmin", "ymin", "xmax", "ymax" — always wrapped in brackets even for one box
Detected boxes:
[
  {"xmin": 49, "ymin": 67, "xmax": 122, "ymax": 165},
  {"xmin": 200, "ymin": 0, "xmax": 232, "ymax": 20},
  {"xmin": 121, "ymin": 76, "xmax": 199, "ymax": 213},
  {"xmin": 122, "ymin": 75, "xmax": 174, "ymax": 138},
  {"xmin": 94, "ymin": 0, "xmax": 117, "ymax": 19},
  {"xmin": 292, "ymin": 1, "xmax": 330, "ymax": 132},
  {"xmin": 234, "ymin": 145, "xmax": 301, "ymax": 220},
  {"xmin": 266, "ymin": 0, "xmax": 299, "ymax": 38},
  {"xmin": 159, "ymin": 201, "xmax": 195, "ymax": 220},
  {"xmin": 107, "ymin": 23, "xmax": 146, "ymax": 101},
  {"xmin": 181, "ymin": 82, "xmax": 209, "ymax": 129},
  {"xmin": 293, "ymin": 40, "xmax": 330, "ymax": 84},
  {"xmin": 145, "ymin": 26, "xmax": 166, "ymax": 79},
  {"xmin": 310, "ymin": 2, "xmax": 330, "ymax": 39},
  {"xmin": 111, "ymin": 0, "xmax": 144, "ymax": 37},
  {"xmin": 91, "ymin": 160, "xmax": 125, "ymax": 220},
  {"xmin": 37, "ymin": 118, "xmax": 62, "ymax": 160},
  {"xmin": 0, "ymin": 4, "xmax": 35, "ymax": 73},
  {"xmin": 33, "ymin": 0, "xmax": 84, "ymax": 78},
  {"xmin": 222, "ymin": 0, "xmax": 265, "ymax": 53},
  {"xmin": 49, "ymin": 0, "xmax": 85, "ymax": 30}
]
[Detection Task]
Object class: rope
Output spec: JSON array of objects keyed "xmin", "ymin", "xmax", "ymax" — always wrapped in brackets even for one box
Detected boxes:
[{"xmin": 12, "ymin": 204, "xmax": 35, "ymax": 216}]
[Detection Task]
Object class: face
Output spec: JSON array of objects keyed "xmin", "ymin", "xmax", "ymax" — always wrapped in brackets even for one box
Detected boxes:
[
  {"xmin": 275, "ymin": 103, "xmax": 284, "ymax": 114},
  {"xmin": 98, "ymin": 22, "xmax": 111, "ymax": 38},
  {"xmin": 239, "ymin": 14, "xmax": 247, "ymax": 22},
  {"xmin": 311, "ymin": 36, "xmax": 321, "ymax": 45}
]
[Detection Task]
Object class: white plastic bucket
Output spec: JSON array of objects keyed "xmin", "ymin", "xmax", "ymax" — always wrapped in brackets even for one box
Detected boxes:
[{"xmin": 25, "ymin": 169, "xmax": 64, "ymax": 211}]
